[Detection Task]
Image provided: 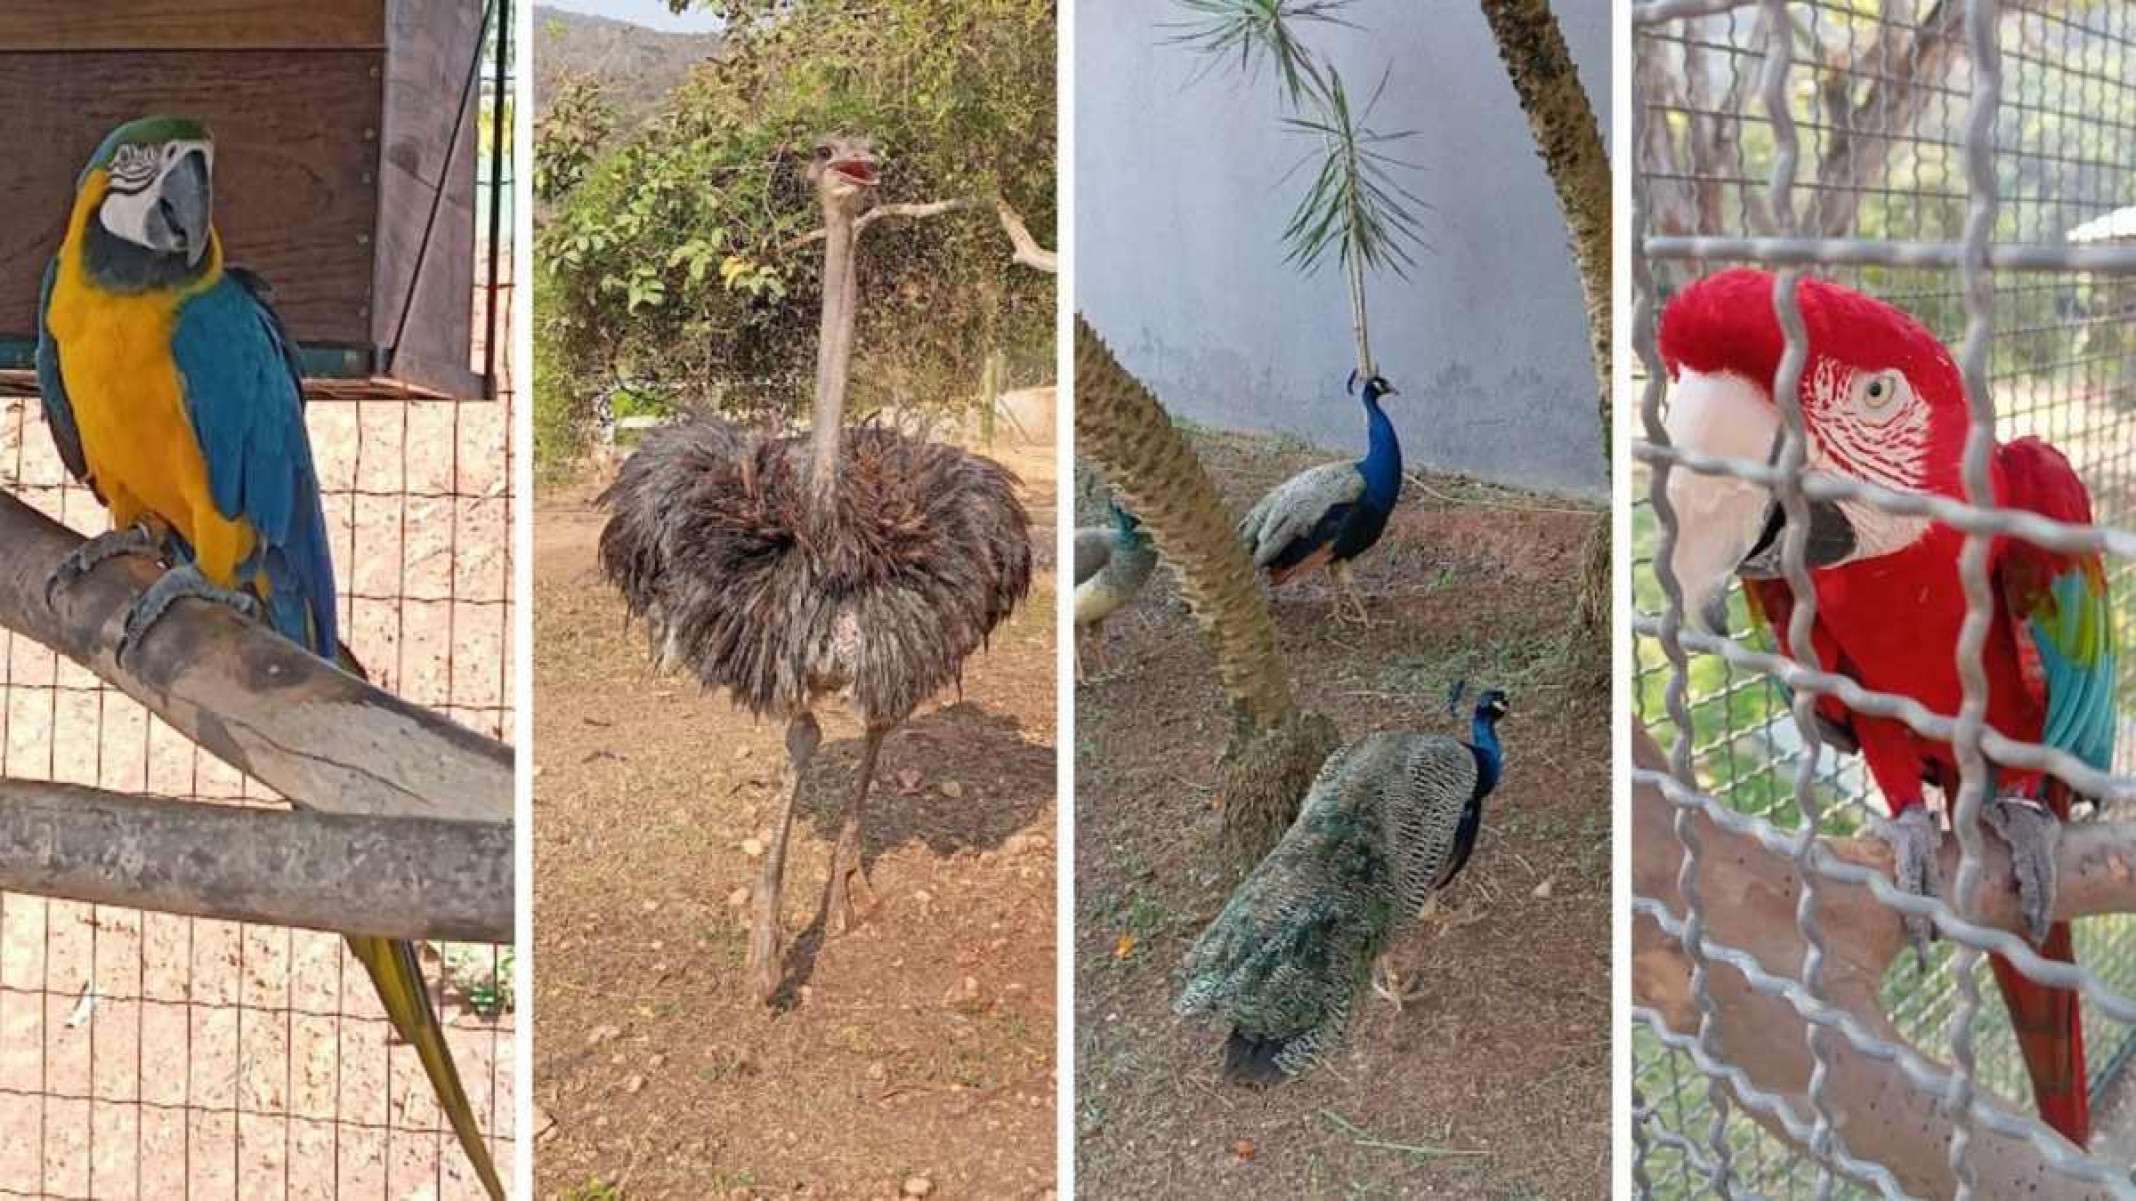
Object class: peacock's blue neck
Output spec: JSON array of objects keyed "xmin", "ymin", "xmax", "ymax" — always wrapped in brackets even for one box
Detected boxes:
[
  {"xmin": 1110, "ymin": 506, "xmax": 1147, "ymax": 548},
  {"xmin": 1355, "ymin": 391, "xmax": 1403, "ymax": 508},
  {"xmin": 1467, "ymin": 714, "xmax": 1504, "ymax": 798}
]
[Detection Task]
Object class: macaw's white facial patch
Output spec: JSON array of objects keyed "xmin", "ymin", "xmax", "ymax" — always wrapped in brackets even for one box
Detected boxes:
[
  {"xmin": 1661, "ymin": 369, "xmax": 1781, "ymax": 633},
  {"xmin": 98, "ymin": 139, "xmax": 214, "ymax": 260},
  {"xmin": 1798, "ymin": 357, "xmax": 1933, "ymax": 560}
]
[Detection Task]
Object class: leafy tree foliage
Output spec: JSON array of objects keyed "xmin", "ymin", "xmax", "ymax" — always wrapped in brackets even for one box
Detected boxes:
[{"xmin": 535, "ymin": 0, "xmax": 1055, "ymax": 464}]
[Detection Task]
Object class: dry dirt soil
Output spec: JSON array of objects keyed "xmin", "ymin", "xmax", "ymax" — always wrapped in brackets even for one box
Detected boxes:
[
  {"xmin": 532, "ymin": 442, "xmax": 1058, "ymax": 1201},
  {"xmin": 1074, "ymin": 430, "xmax": 1611, "ymax": 1200}
]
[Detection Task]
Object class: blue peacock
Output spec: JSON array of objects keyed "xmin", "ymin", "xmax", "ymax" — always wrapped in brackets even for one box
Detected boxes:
[
  {"xmin": 1177, "ymin": 686, "xmax": 1510, "ymax": 1084},
  {"xmin": 1237, "ymin": 372, "xmax": 1404, "ymax": 624},
  {"xmin": 1072, "ymin": 500, "xmax": 1157, "ymax": 681}
]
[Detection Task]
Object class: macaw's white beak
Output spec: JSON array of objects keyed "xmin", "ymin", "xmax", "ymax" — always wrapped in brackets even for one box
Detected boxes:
[{"xmin": 1659, "ymin": 370, "xmax": 1783, "ymax": 634}]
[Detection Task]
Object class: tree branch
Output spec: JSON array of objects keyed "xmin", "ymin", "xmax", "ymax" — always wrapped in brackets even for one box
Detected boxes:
[
  {"xmin": 992, "ymin": 198, "xmax": 1057, "ymax": 274},
  {"xmin": 1632, "ymin": 726, "xmax": 2126, "ymax": 1199},
  {"xmin": 0, "ymin": 777, "xmax": 511, "ymax": 942},
  {"xmin": 0, "ymin": 490, "xmax": 512, "ymax": 825},
  {"xmin": 783, "ymin": 196, "xmax": 1057, "ymax": 273}
]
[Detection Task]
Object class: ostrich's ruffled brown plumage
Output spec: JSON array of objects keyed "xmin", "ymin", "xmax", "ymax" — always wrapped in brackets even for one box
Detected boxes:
[{"xmin": 597, "ymin": 418, "xmax": 1032, "ymax": 723}]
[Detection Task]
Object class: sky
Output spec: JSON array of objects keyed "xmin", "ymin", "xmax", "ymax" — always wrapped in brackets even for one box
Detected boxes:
[{"xmin": 535, "ymin": 0, "xmax": 723, "ymax": 33}]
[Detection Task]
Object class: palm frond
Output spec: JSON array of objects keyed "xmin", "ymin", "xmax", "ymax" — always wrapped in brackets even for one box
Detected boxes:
[
  {"xmin": 1276, "ymin": 67, "xmax": 1431, "ymax": 277},
  {"xmin": 1163, "ymin": 0, "xmax": 1357, "ymax": 108}
]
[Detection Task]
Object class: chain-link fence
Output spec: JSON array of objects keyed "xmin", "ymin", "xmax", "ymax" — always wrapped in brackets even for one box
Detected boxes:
[
  {"xmin": 0, "ymin": 6, "xmax": 517, "ymax": 1196},
  {"xmin": 1633, "ymin": 0, "xmax": 2136, "ymax": 1195}
]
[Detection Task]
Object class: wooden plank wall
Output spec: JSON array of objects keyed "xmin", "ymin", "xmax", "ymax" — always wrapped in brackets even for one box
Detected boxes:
[
  {"xmin": 0, "ymin": 0, "xmax": 489, "ymax": 393},
  {"xmin": 374, "ymin": 0, "xmax": 482, "ymax": 397},
  {"xmin": 0, "ymin": 1, "xmax": 382, "ymax": 49},
  {"xmin": 0, "ymin": 49, "xmax": 384, "ymax": 346}
]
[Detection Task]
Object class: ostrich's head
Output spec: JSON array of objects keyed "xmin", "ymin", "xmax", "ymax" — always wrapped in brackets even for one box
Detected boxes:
[{"xmin": 804, "ymin": 132, "xmax": 879, "ymax": 216}]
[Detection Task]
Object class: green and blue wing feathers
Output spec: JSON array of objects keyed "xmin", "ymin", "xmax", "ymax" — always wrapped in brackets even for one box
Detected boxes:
[{"xmin": 170, "ymin": 271, "xmax": 339, "ymax": 656}]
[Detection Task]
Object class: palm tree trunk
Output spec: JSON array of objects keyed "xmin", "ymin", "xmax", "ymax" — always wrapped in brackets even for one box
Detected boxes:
[
  {"xmin": 1477, "ymin": 0, "xmax": 1611, "ymax": 636},
  {"xmin": 1074, "ymin": 318, "xmax": 1340, "ymax": 867}
]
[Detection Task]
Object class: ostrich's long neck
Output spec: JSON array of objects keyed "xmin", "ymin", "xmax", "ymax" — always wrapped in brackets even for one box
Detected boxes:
[{"xmin": 808, "ymin": 200, "xmax": 860, "ymax": 504}]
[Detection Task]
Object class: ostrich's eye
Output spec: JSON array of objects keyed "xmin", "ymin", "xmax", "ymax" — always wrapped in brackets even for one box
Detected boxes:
[
  {"xmin": 1848, "ymin": 370, "xmax": 1910, "ymax": 425},
  {"xmin": 813, "ymin": 144, "xmax": 833, "ymax": 160}
]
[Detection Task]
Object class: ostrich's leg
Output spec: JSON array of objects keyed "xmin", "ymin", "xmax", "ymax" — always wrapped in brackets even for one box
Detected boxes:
[
  {"xmin": 748, "ymin": 711, "xmax": 820, "ymax": 1003},
  {"xmin": 1073, "ymin": 627, "xmax": 1087, "ymax": 683},
  {"xmin": 825, "ymin": 723, "xmax": 890, "ymax": 936}
]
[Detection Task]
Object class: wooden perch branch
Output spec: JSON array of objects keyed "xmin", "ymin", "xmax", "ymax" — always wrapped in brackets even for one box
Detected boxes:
[
  {"xmin": 0, "ymin": 490, "xmax": 511, "ymax": 825},
  {"xmin": 1632, "ymin": 727, "xmax": 2130, "ymax": 1199},
  {"xmin": 786, "ymin": 196, "xmax": 1057, "ymax": 273},
  {"xmin": 0, "ymin": 778, "xmax": 510, "ymax": 942}
]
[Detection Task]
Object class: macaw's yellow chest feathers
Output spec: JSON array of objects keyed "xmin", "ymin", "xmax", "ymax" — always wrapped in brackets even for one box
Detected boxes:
[{"xmin": 46, "ymin": 173, "xmax": 256, "ymax": 586}]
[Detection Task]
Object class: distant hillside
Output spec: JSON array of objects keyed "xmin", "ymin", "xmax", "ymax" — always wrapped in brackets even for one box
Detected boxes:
[{"xmin": 532, "ymin": 6, "xmax": 724, "ymax": 131}]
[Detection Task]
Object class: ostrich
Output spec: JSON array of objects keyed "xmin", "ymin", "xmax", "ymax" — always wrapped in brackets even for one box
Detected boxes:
[{"xmin": 597, "ymin": 133, "xmax": 1034, "ymax": 1003}]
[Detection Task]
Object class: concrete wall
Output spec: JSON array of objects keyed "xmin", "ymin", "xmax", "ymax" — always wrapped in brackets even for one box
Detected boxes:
[{"xmin": 1075, "ymin": 0, "xmax": 1610, "ymax": 498}]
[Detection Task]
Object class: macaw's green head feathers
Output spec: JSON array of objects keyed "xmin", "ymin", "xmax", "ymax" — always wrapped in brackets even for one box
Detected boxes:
[{"xmin": 82, "ymin": 116, "xmax": 217, "ymax": 273}]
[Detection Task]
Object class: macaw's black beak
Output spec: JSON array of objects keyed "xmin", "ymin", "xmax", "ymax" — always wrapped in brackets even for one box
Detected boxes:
[
  {"xmin": 155, "ymin": 149, "xmax": 212, "ymax": 266},
  {"xmin": 1735, "ymin": 497, "xmax": 1856, "ymax": 579}
]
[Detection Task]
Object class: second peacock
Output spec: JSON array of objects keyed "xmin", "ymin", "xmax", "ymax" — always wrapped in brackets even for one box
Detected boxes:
[{"xmin": 1177, "ymin": 687, "xmax": 1511, "ymax": 1084}]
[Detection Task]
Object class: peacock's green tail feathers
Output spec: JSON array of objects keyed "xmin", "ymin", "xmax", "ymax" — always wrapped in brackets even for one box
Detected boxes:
[{"xmin": 1179, "ymin": 730, "xmax": 1485, "ymax": 1079}]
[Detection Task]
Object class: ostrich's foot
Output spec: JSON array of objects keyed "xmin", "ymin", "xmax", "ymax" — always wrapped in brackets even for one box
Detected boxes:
[
  {"xmin": 745, "ymin": 886, "xmax": 784, "ymax": 1005},
  {"xmin": 825, "ymin": 847, "xmax": 879, "ymax": 938},
  {"xmin": 118, "ymin": 563, "xmax": 262, "ymax": 665},
  {"xmin": 1879, "ymin": 805, "xmax": 1940, "ymax": 967},
  {"xmin": 824, "ymin": 725, "xmax": 889, "ymax": 938},
  {"xmin": 46, "ymin": 522, "xmax": 165, "ymax": 610},
  {"xmin": 1983, "ymin": 794, "xmax": 2061, "ymax": 946},
  {"xmin": 747, "ymin": 711, "xmax": 819, "ymax": 1005}
]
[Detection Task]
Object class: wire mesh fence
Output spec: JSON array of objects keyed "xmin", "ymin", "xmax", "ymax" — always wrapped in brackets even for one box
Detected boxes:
[
  {"xmin": 1633, "ymin": 0, "xmax": 2136, "ymax": 1195},
  {"xmin": 0, "ymin": 8, "xmax": 517, "ymax": 1197}
]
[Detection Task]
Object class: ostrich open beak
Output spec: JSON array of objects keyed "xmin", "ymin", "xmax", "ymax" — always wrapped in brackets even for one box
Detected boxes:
[
  {"xmin": 1661, "ymin": 369, "xmax": 1857, "ymax": 631},
  {"xmin": 829, "ymin": 158, "xmax": 878, "ymax": 187}
]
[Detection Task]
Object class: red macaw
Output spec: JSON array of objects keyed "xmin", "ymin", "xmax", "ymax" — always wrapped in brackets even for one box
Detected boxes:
[{"xmin": 1656, "ymin": 268, "xmax": 2115, "ymax": 1147}]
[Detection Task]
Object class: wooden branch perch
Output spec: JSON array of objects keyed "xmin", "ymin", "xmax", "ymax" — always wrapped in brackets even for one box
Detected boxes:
[
  {"xmin": 0, "ymin": 490, "xmax": 511, "ymax": 825},
  {"xmin": 0, "ymin": 778, "xmax": 510, "ymax": 942},
  {"xmin": 1632, "ymin": 726, "xmax": 2130, "ymax": 1199},
  {"xmin": 785, "ymin": 196, "xmax": 1057, "ymax": 273}
]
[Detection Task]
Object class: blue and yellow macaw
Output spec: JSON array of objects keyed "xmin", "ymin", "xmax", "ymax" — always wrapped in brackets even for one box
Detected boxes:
[{"xmin": 37, "ymin": 116, "xmax": 505, "ymax": 1199}]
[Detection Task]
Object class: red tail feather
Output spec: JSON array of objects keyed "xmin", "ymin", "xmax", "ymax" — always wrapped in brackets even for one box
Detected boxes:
[{"xmin": 1990, "ymin": 920, "xmax": 2088, "ymax": 1146}]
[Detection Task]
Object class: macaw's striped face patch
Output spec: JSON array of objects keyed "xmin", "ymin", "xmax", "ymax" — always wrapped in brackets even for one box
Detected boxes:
[{"xmin": 94, "ymin": 137, "xmax": 216, "ymax": 267}]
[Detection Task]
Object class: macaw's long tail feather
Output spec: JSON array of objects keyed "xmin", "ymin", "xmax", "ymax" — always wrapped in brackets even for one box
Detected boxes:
[
  {"xmin": 1222, "ymin": 1029, "xmax": 1291, "ymax": 1087},
  {"xmin": 347, "ymin": 936, "xmax": 506, "ymax": 1199},
  {"xmin": 334, "ymin": 640, "xmax": 369, "ymax": 681},
  {"xmin": 1990, "ymin": 921, "xmax": 2088, "ymax": 1147}
]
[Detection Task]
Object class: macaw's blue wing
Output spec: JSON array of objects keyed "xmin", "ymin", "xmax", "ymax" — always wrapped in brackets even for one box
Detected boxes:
[
  {"xmin": 1997, "ymin": 436, "xmax": 2117, "ymax": 776},
  {"xmin": 35, "ymin": 257, "xmax": 90, "ymax": 488},
  {"xmin": 170, "ymin": 269, "xmax": 339, "ymax": 657}
]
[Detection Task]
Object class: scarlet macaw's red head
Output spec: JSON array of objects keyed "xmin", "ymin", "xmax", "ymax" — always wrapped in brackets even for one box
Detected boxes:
[{"xmin": 1656, "ymin": 268, "xmax": 1973, "ymax": 632}]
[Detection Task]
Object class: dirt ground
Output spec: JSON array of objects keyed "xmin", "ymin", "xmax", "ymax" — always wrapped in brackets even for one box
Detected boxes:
[
  {"xmin": 531, "ymin": 441, "xmax": 1058, "ymax": 1200},
  {"xmin": 1074, "ymin": 430, "xmax": 1611, "ymax": 1200}
]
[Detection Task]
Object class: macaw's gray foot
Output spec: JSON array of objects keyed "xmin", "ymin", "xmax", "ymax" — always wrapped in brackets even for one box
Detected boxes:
[
  {"xmin": 1881, "ymin": 805, "xmax": 1941, "ymax": 967},
  {"xmin": 46, "ymin": 522, "xmax": 164, "ymax": 609},
  {"xmin": 1983, "ymin": 795, "xmax": 2061, "ymax": 945},
  {"xmin": 117, "ymin": 563, "xmax": 261, "ymax": 666}
]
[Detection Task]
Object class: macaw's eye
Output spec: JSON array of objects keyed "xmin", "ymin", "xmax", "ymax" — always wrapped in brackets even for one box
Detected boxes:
[{"xmin": 1849, "ymin": 370, "xmax": 1910, "ymax": 424}]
